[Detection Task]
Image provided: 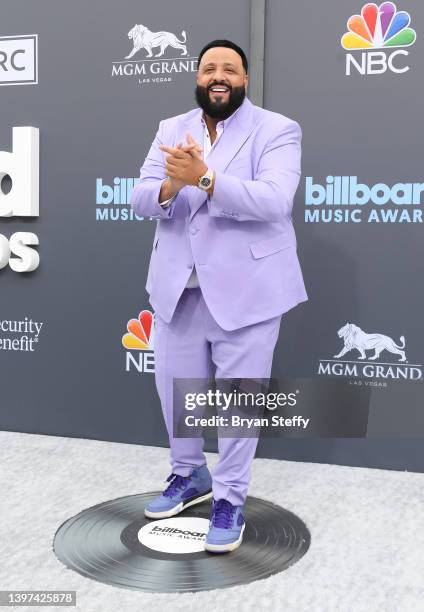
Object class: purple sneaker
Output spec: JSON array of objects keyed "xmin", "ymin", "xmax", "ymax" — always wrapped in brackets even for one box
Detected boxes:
[
  {"xmin": 144, "ymin": 464, "xmax": 212, "ymax": 519},
  {"xmin": 204, "ymin": 498, "xmax": 245, "ymax": 553}
]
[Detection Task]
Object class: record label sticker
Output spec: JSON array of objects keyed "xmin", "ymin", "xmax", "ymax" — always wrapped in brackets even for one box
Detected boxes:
[{"xmin": 138, "ymin": 517, "xmax": 209, "ymax": 553}]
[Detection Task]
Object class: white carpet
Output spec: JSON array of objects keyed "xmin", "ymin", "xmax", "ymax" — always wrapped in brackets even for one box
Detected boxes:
[{"xmin": 0, "ymin": 430, "xmax": 423, "ymax": 612}]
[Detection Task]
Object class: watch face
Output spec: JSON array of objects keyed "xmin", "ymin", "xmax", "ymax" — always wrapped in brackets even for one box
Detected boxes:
[{"xmin": 200, "ymin": 177, "xmax": 212, "ymax": 187}]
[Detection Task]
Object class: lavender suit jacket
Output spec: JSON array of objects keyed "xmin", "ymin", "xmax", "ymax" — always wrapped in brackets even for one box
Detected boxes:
[{"xmin": 130, "ymin": 96, "xmax": 308, "ymax": 331}]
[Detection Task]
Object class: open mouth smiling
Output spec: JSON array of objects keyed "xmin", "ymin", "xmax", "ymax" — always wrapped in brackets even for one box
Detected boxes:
[{"xmin": 209, "ymin": 85, "xmax": 230, "ymax": 94}]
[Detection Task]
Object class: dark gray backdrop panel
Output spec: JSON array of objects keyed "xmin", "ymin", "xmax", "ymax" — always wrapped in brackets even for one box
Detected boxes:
[
  {"xmin": 0, "ymin": 0, "xmax": 249, "ymax": 444},
  {"xmin": 263, "ymin": 0, "xmax": 424, "ymax": 470}
]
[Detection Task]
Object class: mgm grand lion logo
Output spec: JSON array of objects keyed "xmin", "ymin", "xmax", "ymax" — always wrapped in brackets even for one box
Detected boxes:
[
  {"xmin": 125, "ymin": 24, "xmax": 188, "ymax": 59},
  {"xmin": 318, "ymin": 322, "xmax": 422, "ymax": 381},
  {"xmin": 334, "ymin": 323, "xmax": 406, "ymax": 362}
]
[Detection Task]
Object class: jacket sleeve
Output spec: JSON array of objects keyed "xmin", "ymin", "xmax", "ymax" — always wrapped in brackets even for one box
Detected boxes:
[
  {"xmin": 207, "ymin": 120, "xmax": 302, "ymax": 223},
  {"xmin": 130, "ymin": 120, "xmax": 178, "ymax": 220}
]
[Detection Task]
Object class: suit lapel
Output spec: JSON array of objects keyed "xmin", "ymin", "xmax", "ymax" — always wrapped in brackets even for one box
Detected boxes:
[{"xmin": 181, "ymin": 97, "xmax": 256, "ymax": 221}]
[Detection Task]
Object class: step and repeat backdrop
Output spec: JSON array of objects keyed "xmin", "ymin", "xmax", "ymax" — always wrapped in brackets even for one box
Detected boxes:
[{"xmin": 1, "ymin": 0, "xmax": 423, "ymax": 470}]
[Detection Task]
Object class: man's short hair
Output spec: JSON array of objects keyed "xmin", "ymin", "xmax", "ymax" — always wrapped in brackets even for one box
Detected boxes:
[{"xmin": 197, "ymin": 39, "xmax": 248, "ymax": 74}]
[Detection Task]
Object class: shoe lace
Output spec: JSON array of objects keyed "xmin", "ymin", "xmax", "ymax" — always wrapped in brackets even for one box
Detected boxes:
[
  {"xmin": 162, "ymin": 473, "xmax": 190, "ymax": 498},
  {"xmin": 211, "ymin": 498, "xmax": 236, "ymax": 528}
]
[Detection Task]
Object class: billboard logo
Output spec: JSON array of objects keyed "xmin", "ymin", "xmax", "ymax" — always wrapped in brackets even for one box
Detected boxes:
[
  {"xmin": 304, "ymin": 176, "xmax": 423, "ymax": 224},
  {"xmin": 122, "ymin": 310, "xmax": 155, "ymax": 374},
  {"xmin": 341, "ymin": 3, "xmax": 416, "ymax": 75},
  {"xmin": 138, "ymin": 517, "xmax": 209, "ymax": 554},
  {"xmin": 112, "ymin": 23, "xmax": 197, "ymax": 85},
  {"xmin": 0, "ymin": 35, "xmax": 38, "ymax": 86},
  {"xmin": 0, "ymin": 127, "xmax": 40, "ymax": 273},
  {"xmin": 95, "ymin": 177, "xmax": 151, "ymax": 222},
  {"xmin": 318, "ymin": 323, "xmax": 423, "ymax": 381}
]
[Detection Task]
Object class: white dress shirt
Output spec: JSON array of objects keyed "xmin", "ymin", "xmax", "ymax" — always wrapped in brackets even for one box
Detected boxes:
[{"xmin": 158, "ymin": 104, "xmax": 242, "ymax": 288}]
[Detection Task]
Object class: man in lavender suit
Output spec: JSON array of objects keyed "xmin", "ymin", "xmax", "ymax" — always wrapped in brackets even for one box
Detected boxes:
[{"xmin": 130, "ymin": 39, "xmax": 307, "ymax": 553}]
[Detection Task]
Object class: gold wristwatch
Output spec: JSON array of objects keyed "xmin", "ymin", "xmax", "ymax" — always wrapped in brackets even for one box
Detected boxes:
[{"xmin": 197, "ymin": 168, "xmax": 215, "ymax": 191}]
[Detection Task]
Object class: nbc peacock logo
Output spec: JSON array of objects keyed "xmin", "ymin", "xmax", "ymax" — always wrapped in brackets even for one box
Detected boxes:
[
  {"xmin": 122, "ymin": 309, "xmax": 156, "ymax": 374},
  {"xmin": 341, "ymin": 2, "xmax": 416, "ymax": 76}
]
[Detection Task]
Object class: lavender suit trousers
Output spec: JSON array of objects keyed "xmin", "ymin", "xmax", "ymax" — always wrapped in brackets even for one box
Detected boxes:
[{"xmin": 153, "ymin": 286, "xmax": 282, "ymax": 506}]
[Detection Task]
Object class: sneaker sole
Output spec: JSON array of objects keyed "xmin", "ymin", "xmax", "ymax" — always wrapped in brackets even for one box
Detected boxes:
[
  {"xmin": 204, "ymin": 522, "xmax": 246, "ymax": 553},
  {"xmin": 144, "ymin": 489, "xmax": 213, "ymax": 519}
]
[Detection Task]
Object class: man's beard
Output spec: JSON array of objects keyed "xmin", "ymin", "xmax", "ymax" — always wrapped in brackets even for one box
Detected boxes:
[{"xmin": 194, "ymin": 83, "xmax": 246, "ymax": 120}]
